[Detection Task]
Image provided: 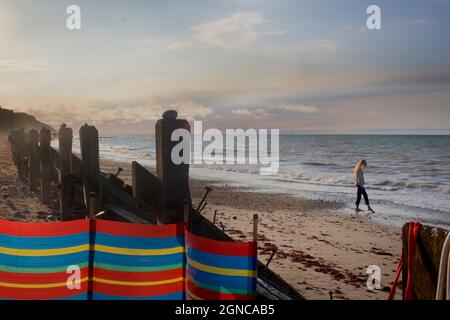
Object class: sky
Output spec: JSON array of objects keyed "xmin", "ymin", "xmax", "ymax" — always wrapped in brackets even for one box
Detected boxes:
[{"xmin": 0, "ymin": 0, "xmax": 449, "ymax": 134}]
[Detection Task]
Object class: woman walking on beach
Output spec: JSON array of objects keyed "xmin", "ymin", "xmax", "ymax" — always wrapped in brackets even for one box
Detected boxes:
[{"xmin": 353, "ymin": 160, "xmax": 375, "ymax": 213}]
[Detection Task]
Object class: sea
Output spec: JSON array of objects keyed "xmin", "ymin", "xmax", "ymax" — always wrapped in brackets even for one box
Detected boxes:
[{"xmin": 71, "ymin": 134, "xmax": 450, "ymax": 229}]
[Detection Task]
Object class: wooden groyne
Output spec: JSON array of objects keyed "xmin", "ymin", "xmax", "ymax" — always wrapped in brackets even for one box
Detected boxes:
[
  {"xmin": 400, "ymin": 223, "xmax": 449, "ymax": 299},
  {"xmin": 8, "ymin": 111, "xmax": 305, "ymax": 301}
]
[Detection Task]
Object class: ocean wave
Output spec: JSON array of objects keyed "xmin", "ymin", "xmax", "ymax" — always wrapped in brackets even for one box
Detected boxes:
[{"xmin": 301, "ymin": 161, "xmax": 335, "ymax": 167}]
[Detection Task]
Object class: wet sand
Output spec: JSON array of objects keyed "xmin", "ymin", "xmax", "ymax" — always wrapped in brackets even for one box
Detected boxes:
[{"xmin": 0, "ymin": 137, "xmax": 402, "ymax": 300}]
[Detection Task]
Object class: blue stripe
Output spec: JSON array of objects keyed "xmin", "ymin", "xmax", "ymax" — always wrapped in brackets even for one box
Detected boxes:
[
  {"xmin": 187, "ymin": 265, "xmax": 256, "ymax": 292},
  {"xmin": 95, "ymin": 233, "xmax": 184, "ymax": 249},
  {"xmin": 92, "ymin": 292, "xmax": 184, "ymax": 300},
  {"xmin": 57, "ymin": 293, "xmax": 89, "ymax": 300},
  {"xmin": 187, "ymin": 247, "xmax": 256, "ymax": 270},
  {"xmin": 0, "ymin": 233, "xmax": 89, "ymax": 249},
  {"xmin": 93, "ymin": 251, "xmax": 184, "ymax": 267},
  {"xmin": 0, "ymin": 251, "xmax": 89, "ymax": 268}
]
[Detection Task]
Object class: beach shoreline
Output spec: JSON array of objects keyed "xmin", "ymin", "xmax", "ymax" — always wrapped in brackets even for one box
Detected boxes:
[
  {"xmin": 101, "ymin": 158, "xmax": 403, "ymax": 300},
  {"xmin": 0, "ymin": 137, "xmax": 402, "ymax": 300}
]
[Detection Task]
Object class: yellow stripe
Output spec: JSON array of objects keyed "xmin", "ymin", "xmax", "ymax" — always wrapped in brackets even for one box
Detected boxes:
[
  {"xmin": 93, "ymin": 244, "xmax": 184, "ymax": 256},
  {"xmin": 0, "ymin": 244, "xmax": 89, "ymax": 257},
  {"xmin": 187, "ymin": 258, "xmax": 257, "ymax": 278},
  {"xmin": 0, "ymin": 277, "xmax": 88, "ymax": 289},
  {"xmin": 93, "ymin": 276, "xmax": 183, "ymax": 287}
]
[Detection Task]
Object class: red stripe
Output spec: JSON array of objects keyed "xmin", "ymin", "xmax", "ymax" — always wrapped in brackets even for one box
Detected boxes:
[
  {"xmin": 93, "ymin": 268, "xmax": 183, "ymax": 282},
  {"xmin": 0, "ymin": 219, "xmax": 89, "ymax": 236},
  {"xmin": 388, "ymin": 256, "xmax": 403, "ymax": 300},
  {"xmin": 94, "ymin": 220, "xmax": 184, "ymax": 238},
  {"xmin": 93, "ymin": 281, "xmax": 183, "ymax": 297},
  {"xmin": 0, "ymin": 268, "xmax": 89, "ymax": 284},
  {"xmin": 0, "ymin": 284, "xmax": 88, "ymax": 300},
  {"xmin": 185, "ymin": 228, "xmax": 256, "ymax": 256},
  {"xmin": 405, "ymin": 221, "xmax": 421, "ymax": 300},
  {"xmin": 187, "ymin": 281, "xmax": 254, "ymax": 300}
]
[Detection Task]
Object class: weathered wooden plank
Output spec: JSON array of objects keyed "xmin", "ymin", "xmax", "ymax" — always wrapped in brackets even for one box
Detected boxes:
[
  {"xmin": 58, "ymin": 125, "xmax": 73, "ymax": 221},
  {"xmin": 71, "ymin": 153, "xmax": 83, "ymax": 181},
  {"xmin": 402, "ymin": 223, "xmax": 449, "ymax": 300},
  {"xmin": 28, "ymin": 129, "xmax": 40, "ymax": 191},
  {"xmin": 101, "ymin": 173, "xmax": 157, "ymax": 224},
  {"xmin": 39, "ymin": 127, "xmax": 51, "ymax": 204},
  {"xmin": 131, "ymin": 161, "xmax": 162, "ymax": 218},
  {"xmin": 79, "ymin": 124, "xmax": 103, "ymax": 215},
  {"xmin": 104, "ymin": 203, "xmax": 150, "ymax": 224},
  {"xmin": 155, "ymin": 111, "xmax": 191, "ymax": 224}
]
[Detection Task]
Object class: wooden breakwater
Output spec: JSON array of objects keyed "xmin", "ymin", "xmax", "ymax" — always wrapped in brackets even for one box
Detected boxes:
[
  {"xmin": 400, "ymin": 223, "xmax": 449, "ymax": 300},
  {"xmin": 7, "ymin": 111, "xmax": 305, "ymax": 301}
]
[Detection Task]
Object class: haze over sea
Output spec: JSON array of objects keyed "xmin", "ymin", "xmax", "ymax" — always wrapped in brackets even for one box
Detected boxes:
[{"xmin": 70, "ymin": 134, "xmax": 450, "ymax": 229}]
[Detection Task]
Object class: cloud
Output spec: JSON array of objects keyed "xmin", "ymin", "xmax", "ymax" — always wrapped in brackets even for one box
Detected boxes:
[
  {"xmin": 232, "ymin": 103, "xmax": 320, "ymax": 119},
  {"xmin": 232, "ymin": 108, "xmax": 252, "ymax": 116},
  {"xmin": 171, "ymin": 100, "xmax": 213, "ymax": 119},
  {"xmin": 316, "ymin": 40, "xmax": 337, "ymax": 53},
  {"xmin": 232, "ymin": 108, "xmax": 270, "ymax": 119},
  {"xmin": 269, "ymin": 103, "xmax": 320, "ymax": 114},
  {"xmin": 192, "ymin": 11, "xmax": 265, "ymax": 48},
  {"xmin": 0, "ymin": 59, "xmax": 47, "ymax": 73},
  {"xmin": 166, "ymin": 41, "xmax": 192, "ymax": 51},
  {"xmin": 137, "ymin": 11, "xmax": 283, "ymax": 51},
  {"xmin": 23, "ymin": 99, "xmax": 212, "ymax": 128}
]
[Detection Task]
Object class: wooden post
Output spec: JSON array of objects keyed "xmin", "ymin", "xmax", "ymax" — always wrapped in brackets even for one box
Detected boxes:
[
  {"xmin": 89, "ymin": 192, "xmax": 96, "ymax": 219},
  {"xmin": 213, "ymin": 210, "xmax": 218, "ymax": 225},
  {"xmin": 184, "ymin": 199, "xmax": 190, "ymax": 228},
  {"xmin": 23, "ymin": 130, "xmax": 29, "ymax": 179},
  {"xmin": 28, "ymin": 129, "xmax": 39, "ymax": 191},
  {"xmin": 9, "ymin": 130, "xmax": 18, "ymax": 166},
  {"xmin": 59, "ymin": 124, "xmax": 73, "ymax": 221},
  {"xmin": 10, "ymin": 129, "xmax": 26, "ymax": 180},
  {"xmin": 253, "ymin": 214, "xmax": 259, "ymax": 244},
  {"xmin": 40, "ymin": 127, "xmax": 52, "ymax": 204},
  {"xmin": 15, "ymin": 129, "xmax": 26, "ymax": 181},
  {"xmin": 79, "ymin": 124, "xmax": 102, "ymax": 215},
  {"xmin": 155, "ymin": 110, "xmax": 191, "ymax": 224}
]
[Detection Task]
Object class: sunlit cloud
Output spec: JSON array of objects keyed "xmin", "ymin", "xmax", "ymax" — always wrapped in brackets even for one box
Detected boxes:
[
  {"xmin": 192, "ymin": 11, "xmax": 265, "ymax": 48},
  {"xmin": 232, "ymin": 108, "xmax": 252, "ymax": 116},
  {"xmin": 22, "ymin": 99, "xmax": 212, "ymax": 128},
  {"xmin": 232, "ymin": 103, "xmax": 320, "ymax": 119},
  {"xmin": 269, "ymin": 103, "xmax": 320, "ymax": 114}
]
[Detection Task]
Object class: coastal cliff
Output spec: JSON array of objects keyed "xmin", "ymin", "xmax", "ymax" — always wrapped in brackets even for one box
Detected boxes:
[{"xmin": 0, "ymin": 106, "xmax": 54, "ymax": 134}]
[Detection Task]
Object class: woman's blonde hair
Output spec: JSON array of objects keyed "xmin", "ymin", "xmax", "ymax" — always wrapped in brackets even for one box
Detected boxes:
[{"xmin": 354, "ymin": 160, "xmax": 367, "ymax": 177}]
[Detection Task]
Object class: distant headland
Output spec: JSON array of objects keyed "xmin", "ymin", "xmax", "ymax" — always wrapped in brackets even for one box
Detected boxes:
[{"xmin": 0, "ymin": 106, "xmax": 54, "ymax": 135}]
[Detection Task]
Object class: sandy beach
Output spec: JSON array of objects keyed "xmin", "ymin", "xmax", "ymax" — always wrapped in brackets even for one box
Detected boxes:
[
  {"xmin": 0, "ymin": 136, "xmax": 402, "ymax": 300},
  {"xmin": 0, "ymin": 137, "xmax": 59, "ymax": 222}
]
